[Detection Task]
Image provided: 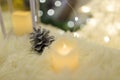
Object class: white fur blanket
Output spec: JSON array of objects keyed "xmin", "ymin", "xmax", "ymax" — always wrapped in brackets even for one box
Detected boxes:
[{"xmin": 0, "ymin": 34, "xmax": 120, "ymax": 80}]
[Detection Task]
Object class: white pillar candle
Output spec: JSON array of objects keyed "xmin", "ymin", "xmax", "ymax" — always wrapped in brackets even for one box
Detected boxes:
[{"xmin": 50, "ymin": 35, "xmax": 79, "ymax": 72}]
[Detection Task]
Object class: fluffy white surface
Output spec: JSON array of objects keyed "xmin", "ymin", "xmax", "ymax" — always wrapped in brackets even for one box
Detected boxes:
[{"xmin": 0, "ymin": 34, "xmax": 120, "ymax": 80}]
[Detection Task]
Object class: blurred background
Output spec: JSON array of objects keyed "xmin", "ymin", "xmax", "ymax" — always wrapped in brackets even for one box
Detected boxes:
[
  {"xmin": 0, "ymin": 0, "xmax": 92, "ymax": 33},
  {"xmin": 1, "ymin": 0, "xmax": 120, "ymax": 49}
]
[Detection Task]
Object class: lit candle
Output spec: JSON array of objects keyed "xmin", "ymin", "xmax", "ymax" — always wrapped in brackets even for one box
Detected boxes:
[
  {"xmin": 57, "ymin": 44, "xmax": 72, "ymax": 56},
  {"xmin": 50, "ymin": 35, "xmax": 79, "ymax": 72},
  {"xmin": 12, "ymin": 11, "xmax": 33, "ymax": 36}
]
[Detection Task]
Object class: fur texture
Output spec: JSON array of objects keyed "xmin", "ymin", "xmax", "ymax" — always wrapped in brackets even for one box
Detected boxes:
[{"xmin": 0, "ymin": 34, "xmax": 120, "ymax": 80}]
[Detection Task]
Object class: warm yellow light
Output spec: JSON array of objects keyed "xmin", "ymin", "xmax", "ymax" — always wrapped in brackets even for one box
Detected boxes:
[
  {"xmin": 81, "ymin": 6, "xmax": 91, "ymax": 13},
  {"xmin": 73, "ymin": 32, "xmax": 80, "ymax": 38},
  {"xmin": 57, "ymin": 44, "xmax": 72, "ymax": 56},
  {"xmin": 50, "ymin": 37, "xmax": 79, "ymax": 72},
  {"xmin": 106, "ymin": 5, "xmax": 115, "ymax": 12},
  {"xmin": 104, "ymin": 36, "xmax": 110, "ymax": 43}
]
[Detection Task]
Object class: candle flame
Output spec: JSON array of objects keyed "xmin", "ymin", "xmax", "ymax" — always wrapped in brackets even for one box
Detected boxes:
[
  {"xmin": 63, "ymin": 44, "xmax": 67, "ymax": 48},
  {"xmin": 58, "ymin": 44, "xmax": 72, "ymax": 56}
]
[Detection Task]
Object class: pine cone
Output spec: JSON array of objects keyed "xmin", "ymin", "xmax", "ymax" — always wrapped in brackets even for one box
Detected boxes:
[{"xmin": 30, "ymin": 27, "xmax": 55, "ymax": 54}]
